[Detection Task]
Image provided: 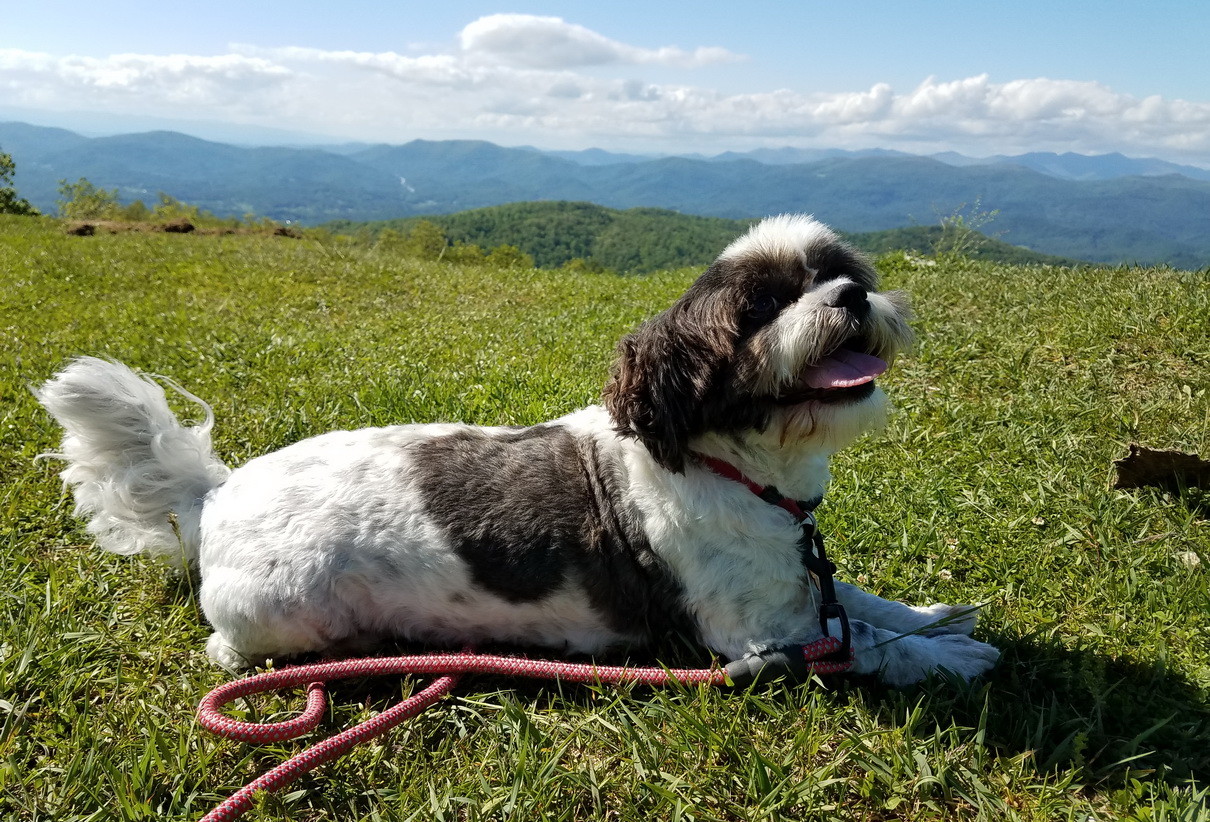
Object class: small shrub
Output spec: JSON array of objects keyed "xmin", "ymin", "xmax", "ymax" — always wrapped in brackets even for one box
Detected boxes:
[
  {"xmin": 485, "ymin": 244, "xmax": 535, "ymax": 270},
  {"xmin": 57, "ymin": 178, "xmax": 120, "ymax": 220},
  {"xmin": 935, "ymin": 198, "xmax": 1000, "ymax": 260},
  {"xmin": 0, "ymin": 151, "xmax": 39, "ymax": 215},
  {"xmin": 403, "ymin": 220, "xmax": 450, "ymax": 260}
]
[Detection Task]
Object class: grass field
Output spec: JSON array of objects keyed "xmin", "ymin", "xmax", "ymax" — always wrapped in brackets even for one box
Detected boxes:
[{"xmin": 1, "ymin": 213, "xmax": 1207, "ymax": 821}]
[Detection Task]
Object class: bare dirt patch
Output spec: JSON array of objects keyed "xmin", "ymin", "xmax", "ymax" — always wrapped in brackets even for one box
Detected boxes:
[{"xmin": 63, "ymin": 219, "xmax": 301, "ymax": 238}]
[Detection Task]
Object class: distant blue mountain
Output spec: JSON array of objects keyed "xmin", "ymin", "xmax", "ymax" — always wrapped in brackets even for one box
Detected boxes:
[
  {"xmin": 4, "ymin": 125, "xmax": 409, "ymax": 222},
  {"xmin": 709, "ymin": 147, "xmax": 914, "ymax": 165},
  {"xmin": 931, "ymin": 150, "xmax": 1210, "ymax": 182},
  {"xmin": 4, "ymin": 121, "xmax": 1209, "ymax": 267},
  {"xmin": 531, "ymin": 146, "xmax": 657, "ymax": 166},
  {"xmin": 543, "ymin": 143, "xmax": 1210, "ymax": 180}
]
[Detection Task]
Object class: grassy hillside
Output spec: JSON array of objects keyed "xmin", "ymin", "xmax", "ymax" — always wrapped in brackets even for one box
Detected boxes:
[
  {"xmin": 1, "ymin": 214, "xmax": 1207, "ymax": 821},
  {"xmin": 327, "ymin": 201, "xmax": 1080, "ymax": 273}
]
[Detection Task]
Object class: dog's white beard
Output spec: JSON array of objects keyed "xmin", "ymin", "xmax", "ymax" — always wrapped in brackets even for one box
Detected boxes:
[{"xmin": 776, "ymin": 387, "xmax": 890, "ymax": 453}]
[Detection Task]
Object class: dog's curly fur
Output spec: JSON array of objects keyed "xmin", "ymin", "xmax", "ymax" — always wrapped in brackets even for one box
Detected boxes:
[{"xmin": 37, "ymin": 214, "xmax": 999, "ymax": 685}]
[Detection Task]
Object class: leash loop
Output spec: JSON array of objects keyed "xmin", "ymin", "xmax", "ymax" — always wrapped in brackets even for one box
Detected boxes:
[
  {"xmin": 197, "ymin": 679, "xmax": 327, "ymax": 744},
  {"xmin": 198, "ymin": 672, "xmax": 460, "ymax": 822}
]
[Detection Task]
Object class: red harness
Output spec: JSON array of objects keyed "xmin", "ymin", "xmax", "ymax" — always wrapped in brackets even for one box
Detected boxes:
[{"xmin": 698, "ymin": 455, "xmax": 816, "ymax": 518}]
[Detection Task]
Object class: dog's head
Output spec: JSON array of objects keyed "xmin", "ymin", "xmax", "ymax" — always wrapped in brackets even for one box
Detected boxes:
[{"xmin": 604, "ymin": 214, "xmax": 913, "ymax": 471}]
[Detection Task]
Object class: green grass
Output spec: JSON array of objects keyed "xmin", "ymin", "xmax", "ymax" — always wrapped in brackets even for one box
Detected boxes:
[{"xmin": 1, "ymin": 213, "xmax": 1208, "ymax": 821}]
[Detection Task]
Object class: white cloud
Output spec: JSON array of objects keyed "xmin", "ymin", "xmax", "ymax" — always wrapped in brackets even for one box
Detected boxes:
[
  {"xmin": 878, "ymin": 75, "xmax": 1210, "ymax": 156},
  {"xmin": 241, "ymin": 45, "xmax": 476, "ymax": 87},
  {"xmin": 3, "ymin": 18, "xmax": 1210, "ymax": 166},
  {"xmin": 0, "ymin": 48, "xmax": 291, "ymax": 111},
  {"xmin": 457, "ymin": 14, "xmax": 741, "ymax": 69}
]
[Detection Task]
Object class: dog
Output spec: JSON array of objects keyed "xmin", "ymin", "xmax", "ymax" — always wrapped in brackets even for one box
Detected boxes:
[{"xmin": 37, "ymin": 214, "xmax": 999, "ymax": 686}]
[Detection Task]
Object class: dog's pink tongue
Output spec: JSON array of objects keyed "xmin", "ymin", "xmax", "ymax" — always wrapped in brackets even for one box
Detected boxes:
[{"xmin": 803, "ymin": 349, "xmax": 888, "ymax": 389}]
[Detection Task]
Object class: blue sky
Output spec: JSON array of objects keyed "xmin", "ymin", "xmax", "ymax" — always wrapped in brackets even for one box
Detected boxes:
[{"xmin": 3, "ymin": 1, "xmax": 1209, "ymax": 164}]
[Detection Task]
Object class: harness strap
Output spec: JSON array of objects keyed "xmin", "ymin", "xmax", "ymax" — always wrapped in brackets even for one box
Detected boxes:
[
  {"xmin": 698, "ymin": 455, "xmax": 852, "ymax": 661},
  {"xmin": 698, "ymin": 456, "xmax": 809, "ymax": 519}
]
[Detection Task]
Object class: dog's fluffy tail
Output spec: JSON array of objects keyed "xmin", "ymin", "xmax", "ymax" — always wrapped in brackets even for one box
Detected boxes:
[{"xmin": 36, "ymin": 357, "xmax": 231, "ymax": 569}]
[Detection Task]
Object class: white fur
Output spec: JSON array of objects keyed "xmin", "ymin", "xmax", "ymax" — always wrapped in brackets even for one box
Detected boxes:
[
  {"xmin": 36, "ymin": 357, "xmax": 230, "ymax": 568},
  {"xmin": 196, "ymin": 420, "xmax": 625, "ymax": 667},
  {"xmin": 766, "ymin": 276, "xmax": 866, "ymax": 386},
  {"xmin": 719, "ymin": 213, "xmax": 837, "ymax": 264}
]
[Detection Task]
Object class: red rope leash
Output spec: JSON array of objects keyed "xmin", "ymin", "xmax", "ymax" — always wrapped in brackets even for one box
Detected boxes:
[{"xmin": 195, "ymin": 639, "xmax": 849, "ymax": 821}]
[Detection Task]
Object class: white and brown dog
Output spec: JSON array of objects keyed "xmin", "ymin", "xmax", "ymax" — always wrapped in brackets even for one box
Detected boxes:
[{"xmin": 38, "ymin": 215, "xmax": 999, "ymax": 685}]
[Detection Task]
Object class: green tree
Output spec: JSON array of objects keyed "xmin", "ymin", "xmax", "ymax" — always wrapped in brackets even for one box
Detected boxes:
[
  {"xmin": 1, "ymin": 152, "xmax": 39, "ymax": 216},
  {"xmin": 444, "ymin": 241, "xmax": 487, "ymax": 265},
  {"xmin": 374, "ymin": 227, "xmax": 403, "ymax": 249},
  {"xmin": 485, "ymin": 244, "xmax": 534, "ymax": 270},
  {"xmin": 560, "ymin": 257, "xmax": 608, "ymax": 275},
  {"xmin": 57, "ymin": 178, "xmax": 120, "ymax": 219},
  {"xmin": 121, "ymin": 200, "xmax": 151, "ymax": 222},
  {"xmin": 152, "ymin": 192, "xmax": 202, "ymax": 223},
  {"xmin": 402, "ymin": 220, "xmax": 449, "ymax": 260}
]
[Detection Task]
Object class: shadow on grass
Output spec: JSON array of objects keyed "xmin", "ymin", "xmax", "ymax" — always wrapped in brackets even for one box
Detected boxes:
[
  {"xmin": 1128, "ymin": 485, "xmax": 1210, "ymax": 520},
  {"xmin": 362, "ymin": 636, "xmax": 1205, "ymax": 784},
  {"xmin": 853, "ymin": 628, "xmax": 1210, "ymax": 787},
  {"xmin": 1177, "ymin": 490, "xmax": 1210, "ymax": 519}
]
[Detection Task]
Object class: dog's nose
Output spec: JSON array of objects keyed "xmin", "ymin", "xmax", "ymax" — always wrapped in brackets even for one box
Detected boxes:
[{"xmin": 825, "ymin": 283, "xmax": 868, "ymax": 313}]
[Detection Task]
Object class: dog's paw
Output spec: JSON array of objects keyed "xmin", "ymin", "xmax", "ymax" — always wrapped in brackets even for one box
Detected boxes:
[
  {"xmin": 206, "ymin": 631, "xmax": 254, "ymax": 671},
  {"xmin": 925, "ymin": 633, "xmax": 1000, "ymax": 681},
  {"xmin": 876, "ymin": 634, "xmax": 1000, "ymax": 687},
  {"xmin": 911, "ymin": 602, "xmax": 981, "ymax": 636}
]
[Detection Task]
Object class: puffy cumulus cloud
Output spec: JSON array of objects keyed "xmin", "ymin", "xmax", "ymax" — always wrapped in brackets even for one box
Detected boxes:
[
  {"xmin": 811, "ymin": 83, "xmax": 896, "ymax": 124},
  {"xmin": 457, "ymin": 14, "xmax": 741, "ymax": 69},
  {"xmin": 3, "ymin": 22, "xmax": 1210, "ymax": 165},
  {"xmin": 0, "ymin": 48, "xmax": 291, "ymax": 110},
  {"xmin": 876, "ymin": 75, "xmax": 1210, "ymax": 156}
]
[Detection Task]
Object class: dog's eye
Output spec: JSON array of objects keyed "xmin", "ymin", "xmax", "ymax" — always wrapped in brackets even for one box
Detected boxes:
[{"xmin": 747, "ymin": 294, "xmax": 780, "ymax": 318}]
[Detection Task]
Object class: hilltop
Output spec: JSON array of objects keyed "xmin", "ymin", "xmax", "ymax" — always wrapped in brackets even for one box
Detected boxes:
[{"xmin": 2, "ymin": 213, "xmax": 1206, "ymax": 821}]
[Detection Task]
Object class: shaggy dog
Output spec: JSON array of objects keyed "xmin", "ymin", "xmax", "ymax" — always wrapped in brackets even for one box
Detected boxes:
[{"xmin": 37, "ymin": 214, "xmax": 999, "ymax": 685}]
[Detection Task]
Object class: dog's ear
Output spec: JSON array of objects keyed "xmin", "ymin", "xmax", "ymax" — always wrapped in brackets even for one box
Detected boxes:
[{"xmin": 603, "ymin": 300, "xmax": 735, "ymax": 472}]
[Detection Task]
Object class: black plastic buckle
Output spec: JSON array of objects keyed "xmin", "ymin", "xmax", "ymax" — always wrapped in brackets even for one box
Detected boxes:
[
  {"xmin": 759, "ymin": 485, "xmax": 786, "ymax": 506},
  {"xmin": 799, "ymin": 527, "xmax": 836, "ymax": 580},
  {"xmin": 818, "ymin": 601, "xmax": 852, "ymax": 660}
]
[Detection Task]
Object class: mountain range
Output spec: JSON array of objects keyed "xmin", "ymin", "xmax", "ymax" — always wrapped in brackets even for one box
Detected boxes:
[{"xmin": 4, "ymin": 121, "xmax": 1210, "ymax": 267}]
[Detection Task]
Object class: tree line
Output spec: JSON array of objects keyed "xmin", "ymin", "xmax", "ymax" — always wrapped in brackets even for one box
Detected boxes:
[{"xmin": 1, "ymin": 151, "xmax": 38, "ymax": 215}]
